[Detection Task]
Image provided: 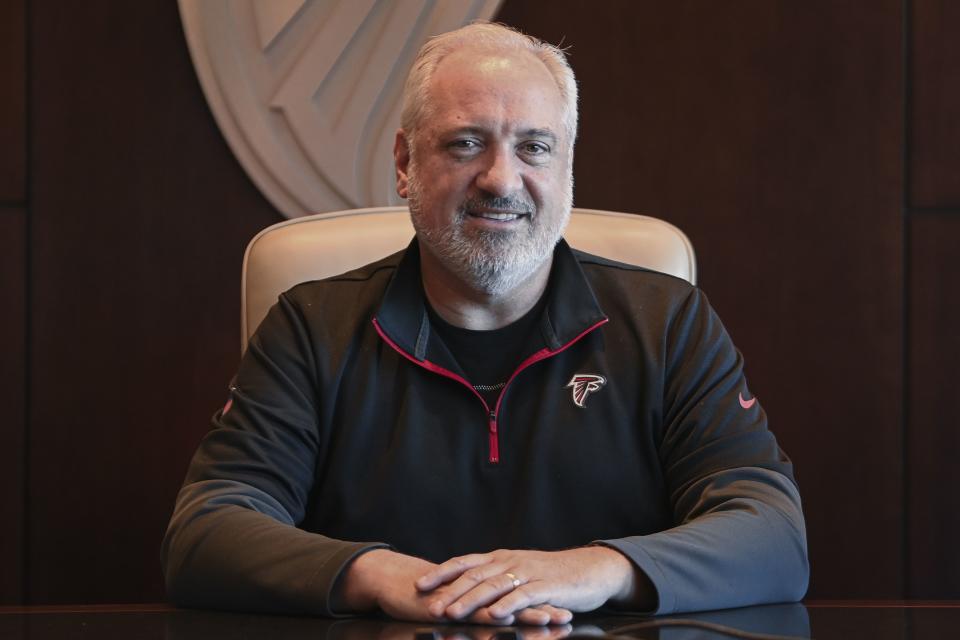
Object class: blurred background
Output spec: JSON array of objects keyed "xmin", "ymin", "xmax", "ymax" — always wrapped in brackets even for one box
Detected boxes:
[{"xmin": 1, "ymin": 0, "xmax": 958, "ymax": 605}]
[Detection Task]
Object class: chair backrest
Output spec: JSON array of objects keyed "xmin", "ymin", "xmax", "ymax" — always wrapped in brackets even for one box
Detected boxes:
[{"xmin": 241, "ymin": 206, "xmax": 696, "ymax": 353}]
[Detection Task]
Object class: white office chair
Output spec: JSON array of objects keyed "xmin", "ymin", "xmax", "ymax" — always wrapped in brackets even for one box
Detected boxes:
[{"xmin": 241, "ymin": 206, "xmax": 696, "ymax": 353}]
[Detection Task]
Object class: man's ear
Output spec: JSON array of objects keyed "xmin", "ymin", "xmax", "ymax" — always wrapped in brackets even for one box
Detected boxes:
[{"xmin": 394, "ymin": 129, "xmax": 411, "ymax": 199}]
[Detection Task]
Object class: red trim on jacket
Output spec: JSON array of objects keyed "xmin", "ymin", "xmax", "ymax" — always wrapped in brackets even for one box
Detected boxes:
[{"xmin": 373, "ymin": 317, "xmax": 609, "ymax": 463}]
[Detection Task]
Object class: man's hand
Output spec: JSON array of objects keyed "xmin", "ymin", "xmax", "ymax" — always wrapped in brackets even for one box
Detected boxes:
[
  {"xmin": 338, "ymin": 549, "xmax": 573, "ymax": 625},
  {"xmin": 414, "ymin": 547, "xmax": 652, "ymax": 622}
]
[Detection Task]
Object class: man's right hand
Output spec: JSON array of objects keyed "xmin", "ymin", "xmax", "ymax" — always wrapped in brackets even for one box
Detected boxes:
[{"xmin": 337, "ymin": 549, "xmax": 572, "ymax": 626}]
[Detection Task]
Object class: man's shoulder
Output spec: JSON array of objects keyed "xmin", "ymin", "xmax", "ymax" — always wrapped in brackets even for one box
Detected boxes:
[
  {"xmin": 570, "ymin": 246, "xmax": 695, "ymax": 297},
  {"xmin": 276, "ymin": 249, "xmax": 405, "ymax": 330},
  {"xmin": 565, "ymin": 245, "xmax": 711, "ymax": 338},
  {"xmin": 284, "ymin": 249, "xmax": 404, "ymax": 299}
]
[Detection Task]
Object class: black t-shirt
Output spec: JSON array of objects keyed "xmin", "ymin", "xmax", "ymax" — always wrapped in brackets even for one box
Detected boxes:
[{"xmin": 426, "ymin": 292, "xmax": 548, "ymax": 407}]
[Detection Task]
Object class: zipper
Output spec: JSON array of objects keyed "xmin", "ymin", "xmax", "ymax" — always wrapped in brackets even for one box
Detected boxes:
[{"xmin": 373, "ymin": 317, "xmax": 608, "ymax": 464}]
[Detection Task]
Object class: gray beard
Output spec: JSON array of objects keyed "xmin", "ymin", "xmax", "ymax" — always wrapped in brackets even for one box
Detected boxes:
[{"xmin": 407, "ymin": 172, "xmax": 571, "ymax": 297}]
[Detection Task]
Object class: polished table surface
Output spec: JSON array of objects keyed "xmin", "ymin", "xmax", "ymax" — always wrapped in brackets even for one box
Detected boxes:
[{"xmin": 1, "ymin": 602, "xmax": 958, "ymax": 640}]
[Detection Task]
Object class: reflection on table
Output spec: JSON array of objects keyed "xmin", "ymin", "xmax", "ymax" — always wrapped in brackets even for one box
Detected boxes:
[{"xmin": 2, "ymin": 602, "xmax": 959, "ymax": 639}]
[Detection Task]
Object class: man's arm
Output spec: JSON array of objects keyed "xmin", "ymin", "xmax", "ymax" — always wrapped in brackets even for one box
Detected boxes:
[
  {"xmin": 161, "ymin": 293, "xmax": 390, "ymax": 615},
  {"xmin": 602, "ymin": 287, "xmax": 808, "ymax": 615},
  {"xmin": 598, "ymin": 466, "xmax": 807, "ymax": 614},
  {"xmin": 162, "ymin": 479, "xmax": 387, "ymax": 615}
]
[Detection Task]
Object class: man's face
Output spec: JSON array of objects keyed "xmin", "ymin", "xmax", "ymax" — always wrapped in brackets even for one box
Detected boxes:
[{"xmin": 395, "ymin": 48, "xmax": 573, "ymax": 296}]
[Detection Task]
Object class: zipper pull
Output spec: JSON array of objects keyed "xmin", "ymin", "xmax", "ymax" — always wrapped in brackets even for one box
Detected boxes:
[{"xmin": 488, "ymin": 411, "xmax": 499, "ymax": 463}]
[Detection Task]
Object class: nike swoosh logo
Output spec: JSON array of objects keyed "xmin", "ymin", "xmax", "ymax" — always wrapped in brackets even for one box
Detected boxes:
[{"xmin": 739, "ymin": 392, "xmax": 756, "ymax": 410}]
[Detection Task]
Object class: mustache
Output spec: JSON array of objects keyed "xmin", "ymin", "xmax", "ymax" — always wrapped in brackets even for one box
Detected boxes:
[{"xmin": 461, "ymin": 194, "xmax": 535, "ymax": 215}]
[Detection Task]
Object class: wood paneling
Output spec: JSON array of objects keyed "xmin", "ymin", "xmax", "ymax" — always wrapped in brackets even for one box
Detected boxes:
[
  {"xmin": 0, "ymin": 208, "xmax": 25, "ymax": 604},
  {"xmin": 1, "ymin": 3, "xmax": 28, "ymax": 604},
  {"xmin": 27, "ymin": 2, "xmax": 280, "ymax": 602},
  {"xmin": 497, "ymin": 1, "xmax": 905, "ymax": 597},
  {"xmin": 0, "ymin": 0, "xmax": 26, "ymax": 202},
  {"xmin": 910, "ymin": 0, "xmax": 960, "ymax": 207},
  {"xmin": 907, "ymin": 214, "xmax": 960, "ymax": 598}
]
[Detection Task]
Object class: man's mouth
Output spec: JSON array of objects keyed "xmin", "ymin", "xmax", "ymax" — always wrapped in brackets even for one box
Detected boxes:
[{"xmin": 467, "ymin": 210, "xmax": 530, "ymax": 222}]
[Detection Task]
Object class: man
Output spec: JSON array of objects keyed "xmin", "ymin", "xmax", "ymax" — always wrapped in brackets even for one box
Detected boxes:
[{"xmin": 162, "ymin": 22, "xmax": 808, "ymax": 625}]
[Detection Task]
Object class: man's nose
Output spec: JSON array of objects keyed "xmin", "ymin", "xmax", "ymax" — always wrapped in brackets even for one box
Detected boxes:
[{"xmin": 475, "ymin": 147, "xmax": 523, "ymax": 197}]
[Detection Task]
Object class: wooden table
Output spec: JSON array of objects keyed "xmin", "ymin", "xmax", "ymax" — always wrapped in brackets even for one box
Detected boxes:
[{"xmin": 1, "ymin": 601, "xmax": 957, "ymax": 639}]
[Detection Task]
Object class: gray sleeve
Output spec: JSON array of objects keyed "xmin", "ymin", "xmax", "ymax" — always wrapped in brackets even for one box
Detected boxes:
[
  {"xmin": 599, "ymin": 288, "xmax": 809, "ymax": 614},
  {"xmin": 599, "ymin": 467, "xmax": 808, "ymax": 615},
  {"xmin": 161, "ymin": 480, "xmax": 388, "ymax": 615},
  {"xmin": 160, "ymin": 293, "xmax": 388, "ymax": 615}
]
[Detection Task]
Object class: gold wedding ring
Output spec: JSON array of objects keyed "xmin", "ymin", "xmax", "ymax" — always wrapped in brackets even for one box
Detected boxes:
[{"xmin": 505, "ymin": 572, "xmax": 521, "ymax": 588}]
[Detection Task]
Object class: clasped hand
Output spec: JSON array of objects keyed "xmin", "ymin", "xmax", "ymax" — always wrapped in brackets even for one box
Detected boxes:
[{"xmin": 341, "ymin": 546, "xmax": 638, "ymax": 626}]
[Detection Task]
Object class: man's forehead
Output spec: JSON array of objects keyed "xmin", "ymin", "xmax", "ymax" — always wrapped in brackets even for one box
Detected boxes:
[{"xmin": 423, "ymin": 47, "xmax": 564, "ymax": 135}]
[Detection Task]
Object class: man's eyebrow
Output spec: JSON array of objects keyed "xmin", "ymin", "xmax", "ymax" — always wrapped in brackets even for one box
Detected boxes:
[
  {"xmin": 522, "ymin": 128, "xmax": 558, "ymax": 143},
  {"xmin": 440, "ymin": 126, "xmax": 558, "ymax": 143},
  {"xmin": 443, "ymin": 126, "xmax": 487, "ymax": 138}
]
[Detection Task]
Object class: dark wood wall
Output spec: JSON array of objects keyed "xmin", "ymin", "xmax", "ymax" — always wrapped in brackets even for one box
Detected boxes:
[
  {"xmin": 906, "ymin": 0, "xmax": 960, "ymax": 599},
  {"xmin": 14, "ymin": 1, "xmax": 279, "ymax": 603},
  {"xmin": 1, "ymin": 0, "xmax": 957, "ymax": 604},
  {"xmin": 0, "ymin": 0, "xmax": 26, "ymax": 607}
]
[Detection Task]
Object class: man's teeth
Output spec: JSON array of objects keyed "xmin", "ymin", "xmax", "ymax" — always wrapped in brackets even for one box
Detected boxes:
[{"xmin": 474, "ymin": 212, "xmax": 521, "ymax": 221}]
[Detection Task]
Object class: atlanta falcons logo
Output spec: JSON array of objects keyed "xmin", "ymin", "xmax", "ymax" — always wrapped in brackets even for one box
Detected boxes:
[{"xmin": 565, "ymin": 374, "xmax": 607, "ymax": 408}]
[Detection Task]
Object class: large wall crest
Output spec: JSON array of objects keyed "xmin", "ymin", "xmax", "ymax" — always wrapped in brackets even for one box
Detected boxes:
[{"xmin": 179, "ymin": 0, "xmax": 502, "ymax": 218}]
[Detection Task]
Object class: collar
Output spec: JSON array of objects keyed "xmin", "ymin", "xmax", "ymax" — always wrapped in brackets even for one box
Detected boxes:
[{"xmin": 374, "ymin": 238, "xmax": 608, "ymax": 362}]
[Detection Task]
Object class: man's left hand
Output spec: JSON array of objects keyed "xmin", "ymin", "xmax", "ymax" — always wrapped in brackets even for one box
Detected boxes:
[{"xmin": 414, "ymin": 547, "xmax": 648, "ymax": 621}]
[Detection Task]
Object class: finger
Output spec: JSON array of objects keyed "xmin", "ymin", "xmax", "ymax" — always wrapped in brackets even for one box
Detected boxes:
[
  {"xmin": 417, "ymin": 553, "xmax": 492, "ymax": 591},
  {"xmin": 445, "ymin": 571, "xmax": 523, "ymax": 620},
  {"xmin": 487, "ymin": 583, "xmax": 550, "ymax": 620},
  {"xmin": 514, "ymin": 607, "xmax": 552, "ymax": 626},
  {"xmin": 534, "ymin": 604, "xmax": 573, "ymax": 625},
  {"xmin": 512, "ymin": 604, "xmax": 571, "ymax": 626},
  {"xmin": 424, "ymin": 563, "xmax": 510, "ymax": 617},
  {"xmin": 466, "ymin": 607, "xmax": 516, "ymax": 626}
]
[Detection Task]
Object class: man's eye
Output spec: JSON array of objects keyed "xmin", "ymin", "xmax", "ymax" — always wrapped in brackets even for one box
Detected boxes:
[
  {"xmin": 521, "ymin": 142, "xmax": 550, "ymax": 156},
  {"xmin": 449, "ymin": 139, "xmax": 481, "ymax": 153}
]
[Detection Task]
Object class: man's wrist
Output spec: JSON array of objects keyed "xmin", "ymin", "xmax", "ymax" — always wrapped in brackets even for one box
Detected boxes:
[
  {"xmin": 335, "ymin": 548, "xmax": 392, "ymax": 612},
  {"xmin": 589, "ymin": 545, "xmax": 657, "ymax": 611}
]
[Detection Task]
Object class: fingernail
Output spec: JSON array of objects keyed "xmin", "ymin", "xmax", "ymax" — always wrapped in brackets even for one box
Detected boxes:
[
  {"xmin": 428, "ymin": 600, "xmax": 444, "ymax": 617},
  {"xmin": 448, "ymin": 603, "xmax": 463, "ymax": 618}
]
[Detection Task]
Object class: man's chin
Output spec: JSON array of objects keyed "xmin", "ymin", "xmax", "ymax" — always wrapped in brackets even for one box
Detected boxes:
[
  {"xmin": 413, "ymin": 215, "xmax": 559, "ymax": 297},
  {"xmin": 458, "ymin": 249, "xmax": 552, "ymax": 297}
]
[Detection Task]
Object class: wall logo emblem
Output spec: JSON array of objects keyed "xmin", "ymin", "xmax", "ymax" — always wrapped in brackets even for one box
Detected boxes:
[
  {"xmin": 178, "ymin": 0, "xmax": 502, "ymax": 218},
  {"xmin": 565, "ymin": 374, "xmax": 607, "ymax": 408}
]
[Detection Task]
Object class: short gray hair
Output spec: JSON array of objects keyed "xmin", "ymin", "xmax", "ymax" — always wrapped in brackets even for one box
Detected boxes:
[{"xmin": 399, "ymin": 22, "xmax": 578, "ymax": 147}]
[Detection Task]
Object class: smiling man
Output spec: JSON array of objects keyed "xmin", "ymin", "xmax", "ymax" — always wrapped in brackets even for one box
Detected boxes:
[
  {"xmin": 402, "ymin": 43, "xmax": 572, "ymax": 317},
  {"xmin": 162, "ymin": 23, "xmax": 808, "ymax": 625}
]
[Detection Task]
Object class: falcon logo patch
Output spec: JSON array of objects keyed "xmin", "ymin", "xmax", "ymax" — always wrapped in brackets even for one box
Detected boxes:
[{"xmin": 565, "ymin": 374, "xmax": 607, "ymax": 408}]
